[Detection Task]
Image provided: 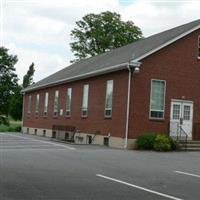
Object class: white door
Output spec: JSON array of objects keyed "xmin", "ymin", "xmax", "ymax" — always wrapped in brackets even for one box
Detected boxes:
[{"xmin": 170, "ymin": 100, "xmax": 193, "ymax": 139}]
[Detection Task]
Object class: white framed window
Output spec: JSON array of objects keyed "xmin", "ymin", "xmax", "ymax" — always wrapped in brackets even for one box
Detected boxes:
[
  {"xmin": 28, "ymin": 95, "xmax": 32, "ymax": 114},
  {"xmin": 82, "ymin": 84, "xmax": 89, "ymax": 117},
  {"xmin": 198, "ymin": 36, "xmax": 200, "ymax": 58},
  {"xmin": 66, "ymin": 88, "xmax": 72, "ymax": 117},
  {"xmin": 35, "ymin": 94, "xmax": 40, "ymax": 113},
  {"xmin": 183, "ymin": 105, "xmax": 191, "ymax": 120},
  {"xmin": 150, "ymin": 79, "xmax": 166, "ymax": 119},
  {"xmin": 105, "ymin": 80, "xmax": 113, "ymax": 117},
  {"xmin": 54, "ymin": 90, "xmax": 59, "ymax": 116},
  {"xmin": 172, "ymin": 104, "xmax": 180, "ymax": 120},
  {"xmin": 44, "ymin": 92, "xmax": 49, "ymax": 115}
]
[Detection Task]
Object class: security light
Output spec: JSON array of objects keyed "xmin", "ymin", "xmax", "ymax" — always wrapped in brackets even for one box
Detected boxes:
[{"xmin": 134, "ymin": 66, "xmax": 140, "ymax": 74}]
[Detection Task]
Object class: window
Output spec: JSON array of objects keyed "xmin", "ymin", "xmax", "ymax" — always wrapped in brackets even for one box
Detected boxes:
[
  {"xmin": 54, "ymin": 90, "xmax": 59, "ymax": 116},
  {"xmin": 66, "ymin": 88, "xmax": 72, "ymax": 117},
  {"xmin": 82, "ymin": 84, "xmax": 89, "ymax": 117},
  {"xmin": 35, "ymin": 94, "xmax": 40, "ymax": 113},
  {"xmin": 105, "ymin": 80, "xmax": 113, "ymax": 117},
  {"xmin": 44, "ymin": 92, "xmax": 49, "ymax": 115},
  {"xmin": 172, "ymin": 104, "xmax": 180, "ymax": 120},
  {"xmin": 28, "ymin": 95, "xmax": 32, "ymax": 114},
  {"xmin": 183, "ymin": 105, "xmax": 190, "ymax": 120},
  {"xmin": 198, "ymin": 36, "xmax": 200, "ymax": 58},
  {"xmin": 150, "ymin": 79, "xmax": 166, "ymax": 119}
]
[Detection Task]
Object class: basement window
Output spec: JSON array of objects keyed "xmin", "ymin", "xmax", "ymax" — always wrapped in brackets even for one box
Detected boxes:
[
  {"xmin": 52, "ymin": 131, "xmax": 56, "ymax": 138},
  {"xmin": 103, "ymin": 137, "xmax": 109, "ymax": 146},
  {"xmin": 43, "ymin": 130, "xmax": 46, "ymax": 137},
  {"xmin": 150, "ymin": 79, "xmax": 166, "ymax": 119}
]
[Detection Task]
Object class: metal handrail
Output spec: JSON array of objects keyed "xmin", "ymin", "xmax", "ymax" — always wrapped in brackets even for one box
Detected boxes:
[
  {"xmin": 92, "ymin": 134, "xmax": 96, "ymax": 143},
  {"xmin": 178, "ymin": 126, "xmax": 188, "ymax": 151}
]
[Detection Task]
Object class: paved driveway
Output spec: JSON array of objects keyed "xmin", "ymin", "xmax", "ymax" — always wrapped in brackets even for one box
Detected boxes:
[{"xmin": 0, "ymin": 132, "xmax": 200, "ymax": 200}]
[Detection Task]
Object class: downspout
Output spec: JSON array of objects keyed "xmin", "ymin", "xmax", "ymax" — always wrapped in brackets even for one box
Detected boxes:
[
  {"xmin": 124, "ymin": 64, "xmax": 131, "ymax": 149},
  {"xmin": 124, "ymin": 61, "xmax": 141, "ymax": 149}
]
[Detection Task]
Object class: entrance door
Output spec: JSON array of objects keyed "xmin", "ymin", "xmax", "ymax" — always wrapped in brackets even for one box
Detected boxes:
[{"xmin": 170, "ymin": 100, "xmax": 193, "ymax": 139}]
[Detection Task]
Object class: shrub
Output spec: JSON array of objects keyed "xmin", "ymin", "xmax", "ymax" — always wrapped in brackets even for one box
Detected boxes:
[
  {"xmin": 168, "ymin": 136, "xmax": 177, "ymax": 150},
  {"xmin": 136, "ymin": 133, "xmax": 157, "ymax": 150},
  {"xmin": 153, "ymin": 134, "xmax": 172, "ymax": 151},
  {"xmin": 136, "ymin": 133, "xmax": 177, "ymax": 151},
  {"xmin": 0, "ymin": 115, "xmax": 9, "ymax": 126},
  {"xmin": 14, "ymin": 125, "xmax": 22, "ymax": 132},
  {"xmin": 8, "ymin": 125, "xmax": 21, "ymax": 132},
  {"xmin": 0, "ymin": 124, "xmax": 21, "ymax": 132}
]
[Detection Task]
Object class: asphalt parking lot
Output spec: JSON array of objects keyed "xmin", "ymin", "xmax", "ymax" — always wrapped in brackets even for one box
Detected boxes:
[{"xmin": 0, "ymin": 132, "xmax": 200, "ymax": 200}]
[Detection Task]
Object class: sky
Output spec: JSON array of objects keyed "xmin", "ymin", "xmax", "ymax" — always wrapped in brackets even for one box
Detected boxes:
[{"xmin": 0, "ymin": 0, "xmax": 200, "ymax": 83}]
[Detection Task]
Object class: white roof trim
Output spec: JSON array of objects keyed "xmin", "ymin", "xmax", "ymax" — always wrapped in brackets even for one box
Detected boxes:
[
  {"xmin": 22, "ymin": 62, "xmax": 129, "ymax": 92},
  {"xmin": 134, "ymin": 24, "xmax": 200, "ymax": 62}
]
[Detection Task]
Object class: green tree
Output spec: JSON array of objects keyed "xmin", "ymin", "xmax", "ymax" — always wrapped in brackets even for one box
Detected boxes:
[
  {"xmin": 23, "ymin": 62, "xmax": 35, "ymax": 88},
  {"xmin": 9, "ymin": 62, "xmax": 35, "ymax": 120},
  {"xmin": 9, "ymin": 85, "xmax": 23, "ymax": 121},
  {"xmin": 0, "ymin": 47, "xmax": 18, "ymax": 116},
  {"xmin": 70, "ymin": 11, "xmax": 143, "ymax": 62}
]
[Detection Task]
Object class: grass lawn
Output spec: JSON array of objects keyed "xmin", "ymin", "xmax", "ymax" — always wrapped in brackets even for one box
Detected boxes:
[{"xmin": 0, "ymin": 122, "xmax": 22, "ymax": 132}]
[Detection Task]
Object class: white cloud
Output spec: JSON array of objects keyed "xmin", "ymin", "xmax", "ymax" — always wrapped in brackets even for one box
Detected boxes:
[
  {"xmin": 121, "ymin": 1, "xmax": 200, "ymax": 36},
  {"xmin": 2, "ymin": 0, "xmax": 200, "ymax": 83},
  {"xmin": 7, "ymin": 42, "xmax": 68, "ymax": 82}
]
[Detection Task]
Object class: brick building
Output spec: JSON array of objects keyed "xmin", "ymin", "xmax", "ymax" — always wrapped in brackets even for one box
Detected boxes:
[{"xmin": 22, "ymin": 19, "xmax": 200, "ymax": 148}]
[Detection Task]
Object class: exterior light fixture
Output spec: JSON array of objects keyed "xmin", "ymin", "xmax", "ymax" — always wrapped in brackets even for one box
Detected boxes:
[
  {"xmin": 129, "ymin": 60, "xmax": 141, "ymax": 74},
  {"xmin": 134, "ymin": 66, "xmax": 140, "ymax": 74}
]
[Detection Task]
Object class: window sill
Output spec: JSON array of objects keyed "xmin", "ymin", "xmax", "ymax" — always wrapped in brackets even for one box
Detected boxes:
[
  {"xmin": 149, "ymin": 118, "xmax": 165, "ymax": 122},
  {"xmin": 197, "ymin": 57, "xmax": 200, "ymax": 60},
  {"xmin": 81, "ymin": 115, "xmax": 88, "ymax": 119},
  {"xmin": 104, "ymin": 115, "xmax": 112, "ymax": 119},
  {"xmin": 53, "ymin": 115, "xmax": 58, "ymax": 119},
  {"xmin": 65, "ymin": 115, "xmax": 71, "ymax": 119}
]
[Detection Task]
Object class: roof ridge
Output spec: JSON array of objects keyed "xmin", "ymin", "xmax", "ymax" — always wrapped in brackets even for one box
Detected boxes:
[{"xmin": 77, "ymin": 19, "xmax": 200, "ymax": 62}]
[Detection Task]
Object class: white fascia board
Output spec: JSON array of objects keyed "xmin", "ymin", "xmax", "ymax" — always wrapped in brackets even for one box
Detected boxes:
[
  {"xmin": 22, "ymin": 62, "xmax": 129, "ymax": 93},
  {"xmin": 134, "ymin": 24, "xmax": 200, "ymax": 62}
]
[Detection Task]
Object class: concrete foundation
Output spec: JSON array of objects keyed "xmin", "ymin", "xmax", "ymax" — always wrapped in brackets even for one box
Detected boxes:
[{"xmin": 22, "ymin": 126, "xmax": 136, "ymax": 149}]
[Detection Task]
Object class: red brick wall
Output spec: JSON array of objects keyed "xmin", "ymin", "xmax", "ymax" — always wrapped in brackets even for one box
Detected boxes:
[
  {"xmin": 23, "ymin": 70, "xmax": 129, "ymax": 138},
  {"xmin": 129, "ymin": 28, "xmax": 200, "ymax": 139},
  {"xmin": 23, "ymin": 28, "xmax": 200, "ymax": 140}
]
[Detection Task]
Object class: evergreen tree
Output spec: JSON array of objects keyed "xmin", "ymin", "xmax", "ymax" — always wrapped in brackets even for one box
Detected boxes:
[{"xmin": 23, "ymin": 62, "xmax": 35, "ymax": 88}]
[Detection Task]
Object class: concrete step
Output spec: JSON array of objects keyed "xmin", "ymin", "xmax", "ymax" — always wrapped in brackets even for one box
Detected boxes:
[
  {"xmin": 177, "ymin": 140, "xmax": 200, "ymax": 151},
  {"xmin": 179, "ymin": 143, "xmax": 200, "ymax": 148},
  {"xmin": 185, "ymin": 148, "xmax": 200, "ymax": 151},
  {"xmin": 179, "ymin": 140, "xmax": 200, "ymax": 144}
]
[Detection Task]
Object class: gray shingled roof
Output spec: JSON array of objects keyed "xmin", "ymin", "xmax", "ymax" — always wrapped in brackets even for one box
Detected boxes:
[{"xmin": 23, "ymin": 19, "xmax": 200, "ymax": 92}]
